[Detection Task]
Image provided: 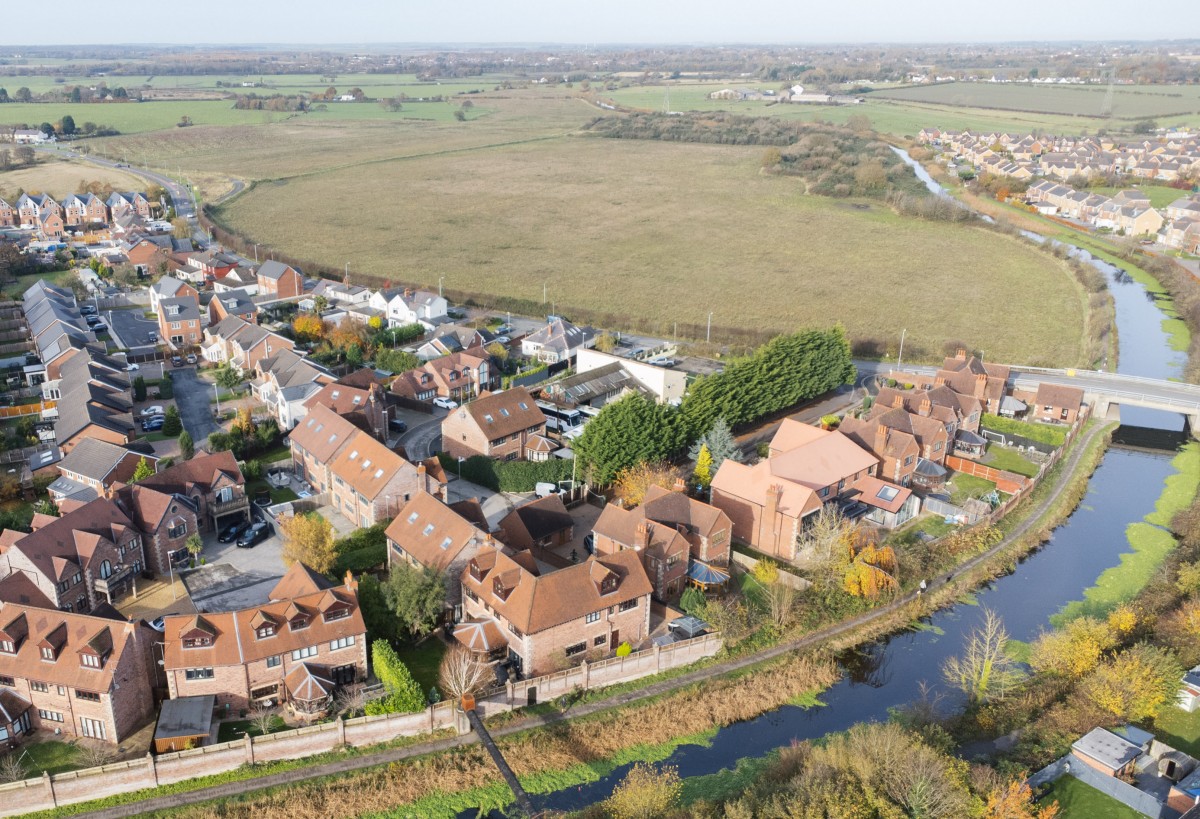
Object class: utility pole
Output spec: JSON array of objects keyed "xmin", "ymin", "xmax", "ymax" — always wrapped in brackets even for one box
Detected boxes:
[
  {"xmin": 543, "ymin": 281, "xmax": 547, "ymax": 305},
  {"xmin": 439, "ymin": 276, "xmax": 444, "ymax": 299},
  {"xmin": 707, "ymin": 312, "xmax": 713, "ymax": 344},
  {"xmin": 897, "ymin": 328, "xmax": 907, "ymax": 370}
]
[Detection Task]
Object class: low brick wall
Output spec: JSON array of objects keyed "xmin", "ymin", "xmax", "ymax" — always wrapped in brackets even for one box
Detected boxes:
[{"xmin": 0, "ymin": 633, "xmax": 722, "ymax": 817}]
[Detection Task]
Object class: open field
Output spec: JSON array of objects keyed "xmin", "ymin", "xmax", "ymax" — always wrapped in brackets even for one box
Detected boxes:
[
  {"xmin": 0, "ymin": 155, "xmax": 146, "ymax": 199},
  {"xmin": 0, "ymin": 72, "xmax": 512, "ymax": 97},
  {"xmin": 872, "ymin": 82, "xmax": 1200, "ymax": 120},
  {"xmin": 214, "ymin": 132, "xmax": 1089, "ymax": 365}
]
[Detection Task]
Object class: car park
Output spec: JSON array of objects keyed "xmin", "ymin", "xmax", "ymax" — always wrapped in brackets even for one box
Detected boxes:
[
  {"xmin": 433, "ymin": 397, "xmax": 459, "ymax": 409},
  {"xmin": 141, "ymin": 406, "xmax": 164, "ymax": 417},
  {"xmin": 217, "ymin": 520, "xmax": 249, "ymax": 543},
  {"xmin": 236, "ymin": 522, "xmax": 270, "ymax": 548}
]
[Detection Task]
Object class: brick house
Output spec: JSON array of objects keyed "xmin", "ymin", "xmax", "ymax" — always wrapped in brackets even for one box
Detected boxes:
[
  {"xmin": 44, "ymin": 353, "xmax": 137, "ymax": 454},
  {"xmin": 839, "ymin": 405, "xmax": 950, "ymax": 490},
  {"xmin": 16, "ymin": 194, "xmax": 60, "ymax": 227},
  {"xmin": 162, "ymin": 565, "xmax": 367, "ymax": 714},
  {"xmin": 256, "ymin": 261, "xmax": 303, "ymax": 299},
  {"xmin": 125, "ymin": 239, "xmax": 169, "ymax": 275},
  {"xmin": 0, "ymin": 603, "xmax": 156, "ymax": 744},
  {"xmin": 328, "ymin": 429, "xmax": 440, "ymax": 527},
  {"xmin": 385, "ymin": 491, "xmax": 490, "ymax": 609},
  {"xmin": 0, "ymin": 197, "xmax": 14, "ymax": 227},
  {"xmin": 136, "ymin": 451, "xmax": 249, "ymax": 534},
  {"xmin": 1030, "ymin": 383, "xmax": 1085, "ymax": 425},
  {"xmin": 157, "ymin": 295, "xmax": 203, "ymax": 347},
  {"xmin": 0, "ymin": 497, "xmax": 153, "ymax": 612},
  {"xmin": 520, "ymin": 318, "xmax": 596, "ymax": 364},
  {"xmin": 460, "ymin": 547, "xmax": 652, "ymax": 676},
  {"xmin": 37, "ymin": 210, "xmax": 65, "ymax": 241},
  {"xmin": 188, "ymin": 250, "xmax": 239, "ymax": 280},
  {"xmin": 711, "ymin": 420, "xmax": 916, "ymax": 560},
  {"xmin": 254, "ymin": 349, "xmax": 334, "ymax": 430},
  {"xmin": 207, "ymin": 289, "xmax": 258, "ymax": 327},
  {"xmin": 591, "ymin": 507, "xmax": 689, "ymax": 601},
  {"xmin": 390, "ymin": 351, "xmax": 495, "ymax": 405},
  {"xmin": 838, "ymin": 415, "xmax": 922, "ymax": 487},
  {"xmin": 441, "ymin": 387, "xmax": 547, "ymax": 461},
  {"xmin": 289, "ymin": 403, "xmax": 358, "ymax": 494}
]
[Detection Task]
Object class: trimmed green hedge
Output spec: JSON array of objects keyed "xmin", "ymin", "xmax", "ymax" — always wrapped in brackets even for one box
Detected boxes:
[
  {"xmin": 331, "ymin": 523, "xmax": 388, "ymax": 576},
  {"xmin": 437, "ymin": 453, "xmax": 574, "ymax": 492},
  {"xmin": 982, "ymin": 414, "xmax": 1068, "ymax": 447}
]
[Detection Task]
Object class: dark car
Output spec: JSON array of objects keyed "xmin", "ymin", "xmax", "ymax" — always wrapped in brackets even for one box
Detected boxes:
[
  {"xmin": 141, "ymin": 417, "xmax": 165, "ymax": 432},
  {"xmin": 217, "ymin": 520, "xmax": 249, "ymax": 543},
  {"xmin": 389, "ymin": 417, "xmax": 408, "ymax": 433},
  {"xmin": 236, "ymin": 522, "xmax": 270, "ymax": 548},
  {"xmin": 171, "ymin": 355, "xmax": 183, "ymax": 367}
]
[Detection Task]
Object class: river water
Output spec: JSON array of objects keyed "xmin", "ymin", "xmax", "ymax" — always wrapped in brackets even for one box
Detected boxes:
[{"xmin": 469, "ymin": 153, "xmax": 1191, "ymax": 817}]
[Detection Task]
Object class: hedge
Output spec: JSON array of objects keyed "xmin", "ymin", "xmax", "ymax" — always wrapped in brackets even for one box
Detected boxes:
[
  {"xmin": 331, "ymin": 523, "xmax": 389, "ymax": 576},
  {"xmin": 437, "ymin": 453, "xmax": 574, "ymax": 492}
]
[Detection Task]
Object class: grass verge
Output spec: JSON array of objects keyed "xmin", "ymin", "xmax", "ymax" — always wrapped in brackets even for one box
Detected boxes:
[{"xmin": 1039, "ymin": 773, "xmax": 1144, "ymax": 819}]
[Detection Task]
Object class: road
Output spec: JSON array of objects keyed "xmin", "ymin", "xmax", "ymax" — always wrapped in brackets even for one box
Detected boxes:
[
  {"xmin": 168, "ymin": 367, "xmax": 221, "ymax": 445},
  {"xmin": 398, "ymin": 413, "xmax": 445, "ymax": 461}
]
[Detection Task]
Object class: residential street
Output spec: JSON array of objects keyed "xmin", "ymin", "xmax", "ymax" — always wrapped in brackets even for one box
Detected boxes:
[{"xmin": 168, "ymin": 367, "xmax": 221, "ymax": 444}]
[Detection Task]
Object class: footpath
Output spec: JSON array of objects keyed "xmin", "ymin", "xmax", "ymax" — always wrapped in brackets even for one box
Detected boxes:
[{"xmin": 70, "ymin": 421, "xmax": 1114, "ymax": 819}]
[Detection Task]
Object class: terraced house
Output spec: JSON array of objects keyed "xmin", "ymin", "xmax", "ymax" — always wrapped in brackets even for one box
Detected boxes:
[
  {"xmin": 0, "ymin": 603, "xmax": 156, "ymax": 744},
  {"xmin": 161, "ymin": 564, "xmax": 367, "ymax": 714}
]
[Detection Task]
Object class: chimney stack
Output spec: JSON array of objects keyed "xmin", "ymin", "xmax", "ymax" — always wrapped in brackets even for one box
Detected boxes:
[
  {"xmin": 874, "ymin": 423, "xmax": 889, "ymax": 454},
  {"xmin": 760, "ymin": 484, "xmax": 783, "ymax": 555},
  {"xmin": 343, "ymin": 570, "xmax": 358, "ymax": 592},
  {"xmin": 635, "ymin": 521, "xmax": 650, "ymax": 551},
  {"xmin": 673, "ymin": 477, "xmax": 687, "ymax": 493},
  {"xmin": 919, "ymin": 398, "xmax": 931, "ymax": 416},
  {"xmin": 974, "ymin": 372, "xmax": 988, "ymax": 398},
  {"xmin": 892, "ymin": 394, "xmax": 904, "ymax": 409}
]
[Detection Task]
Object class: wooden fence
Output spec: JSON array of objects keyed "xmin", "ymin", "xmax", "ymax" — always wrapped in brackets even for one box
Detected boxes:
[
  {"xmin": 0, "ymin": 400, "xmax": 53, "ymax": 420},
  {"xmin": 945, "ymin": 455, "xmax": 1030, "ymax": 495},
  {"xmin": 0, "ymin": 631, "xmax": 722, "ymax": 816}
]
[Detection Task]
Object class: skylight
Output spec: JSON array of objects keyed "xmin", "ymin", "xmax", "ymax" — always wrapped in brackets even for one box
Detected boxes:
[
  {"xmin": 362, "ymin": 459, "xmax": 371, "ymax": 469},
  {"xmin": 374, "ymin": 469, "xmax": 384, "ymax": 479},
  {"xmin": 439, "ymin": 537, "xmax": 453, "ymax": 550},
  {"xmin": 500, "ymin": 408, "xmax": 510, "ymax": 417},
  {"xmin": 876, "ymin": 485, "xmax": 900, "ymax": 502},
  {"xmin": 408, "ymin": 512, "xmax": 419, "ymax": 523},
  {"xmin": 423, "ymin": 524, "xmax": 435, "ymax": 536},
  {"xmin": 518, "ymin": 402, "xmax": 528, "ymax": 410},
  {"xmin": 349, "ymin": 450, "xmax": 358, "ymax": 460},
  {"xmin": 484, "ymin": 414, "xmax": 494, "ymax": 423},
  {"xmin": 331, "ymin": 391, "xmax": 340, "ymax": 399}
]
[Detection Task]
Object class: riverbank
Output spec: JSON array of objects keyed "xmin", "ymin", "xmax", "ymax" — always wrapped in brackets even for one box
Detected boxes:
[
  {"xmin": 51, "ymin": 419, "xmax": 1117, "ymax": 819},
  {"xmin": 1053, "ymin": 441, "xmax": 1200, "ymax": 626}
]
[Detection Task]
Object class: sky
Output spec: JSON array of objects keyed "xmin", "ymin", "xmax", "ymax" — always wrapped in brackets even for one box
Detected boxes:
[{"xmin": 6, "ymin": 0, "xmax": 1200, "ymax": 46}]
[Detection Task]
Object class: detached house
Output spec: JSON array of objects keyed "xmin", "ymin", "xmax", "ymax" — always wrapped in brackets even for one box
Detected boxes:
[
  {"xmin": 49, "ymin": 438, "xmax": 159, "ymax": 503},
  {"xmin": 256, "ymin": 261, "xmax": 304, "ymax": 299},
  {"xmin": 149, "ymin": 276, "xmax": 198, "ymax": 314},
  {"xmin": 390, "ymin": 350, "xmax": 495, "ymax": 405},
  {"xmin": 441, "ymin": 387, "xmax": 547, "ymax": 461},
  {"xmin": 0, "ymin": 197, "xmax": 14, "ymax": 228},
  {"xmin": 521, "ymin": 318, "xmax": 596, "ymax": 364},
  {"xmin": 136, "ymin": 451, "xmax": 249, "ymax": 535},
  {"xmin": 460, "ymin": 546, "xmax": 652, "ymax": 676},
  {"xmin": 254, "ymin": 349, "xmax": 335, "ymax": 430},
  {"xmin": 592, "ymin": 506, "xmax": 689, "ymax": 601},
  {"xmin": 202, "ymin": 316, "xmax": 292, "ymax": 371},
  {"xmin": 369, "ymin": 288, "xmax": 449, "ymax": 329},
  {"xmin": 302, "ymin": 381, "xmax": 387, "ymax": 440},
  {"xmin": 157, "ymin": 295, "xmax": 203, "ymax": 348},
  {"xmin": 711, "ymin": 420, "xmax": 917, "ymax": 561},
  {"xmin": 207, "ymin": 288, "xmax": 258, "ymax": 327},
  {"xmin": 162, "ymin": 564, "xmax": 367, "ymax": 714},
  {"xmin": 0, "ymin": 603, "xmax": 155, "ymax": 744}
]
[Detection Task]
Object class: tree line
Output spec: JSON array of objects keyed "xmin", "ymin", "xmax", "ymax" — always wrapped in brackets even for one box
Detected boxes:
[{"xmin": 573, "ymin": 325, "xmax": 855, "ymax": 483}]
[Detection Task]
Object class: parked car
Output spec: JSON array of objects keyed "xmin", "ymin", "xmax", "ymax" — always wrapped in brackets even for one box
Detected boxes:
[
  {"xmin": 433, "ymin": 397, "xmax": 459, "ymax": 410},
  {"xmin": 236, "ymin": 522, "xmax": 270, "ymax": 548},
  {"xmin": 389, "ymin": 417, "xmax": 408, "ymax": 433},
  {"xmin": 85, "ymin": 315, "xmax": 102, "ymax": 326},
  {"xmin": 147, "ymin": 331, "xmax": 158, "ymax": 343},
  {"xmin": 90, "ymin": 322, "xmax": 108, "ymax": 333},
  {"xmin": 140, "ymin": 406, "xmax": 164, "ymax": 417},
  {"xmin": 125, "ymin": 362, "xmax": 140, "ymax": 372},
  {"xmin": 185, "ymin": 353, "xmax": 197, "ymax": 365},
  {"xmin": 494, "ymin": 336, "xmax": 511, "ymax": 344},
  {"xmin": 171, "ymin": 355, "xmax": 183, "ymax": 367},
  {"xmin": 217, "ymin": 520, "xmax": 249, "ymax": 543},
  {"xmin": 650, "ymin": 358, "xmax": 677, "ymax": 367},
  {"xmin": 495, "ymin": 323, "xmax": 513, "ymax": 334},
  {"xmin": 148, "ymin": 616, "xmax": 166, "ymax": 633},
  {"xmin": 80, "ymin": 305, "xmax": 97, "ymax": 316},
  {"xmin": 141, "ymin": 417, "xmax": 165, "ymax": 432}
]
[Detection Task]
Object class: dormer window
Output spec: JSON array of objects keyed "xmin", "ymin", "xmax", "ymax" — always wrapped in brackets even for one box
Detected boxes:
[
  {"xmin": 81, "ymin": 653, "xmax": 101, "ymax": 669},
  {"xmin": 290, "ymin": 616, "xmax": 309, "ymax": 631},
  {"xmin": 0, "ymin": 640, "xmax": 13, "ymax": 654},
  {"xmin": 323, "ymin": 607, "xmax": 349, "ymax": 622},
  {"xmin": 493, "ymin": 577, "xmax": 511, "ymax": 601},
  {"xmin": 600, "ymin": 575, "xmax": 618, "ymax": 595},
  {"xmin": 40, "ymin": 646, "xmax": 55, "ymax": 661},
  {"xmin": 256, "ymin": 625, "xmax": 275, "ymax": 639},
  {"xmin": 182, "ymin": 636, "xmax": 212, "ymax": 648},
  {"xmin": 469, "ymin": 562, "xmax": 484, "ymax": 581}
]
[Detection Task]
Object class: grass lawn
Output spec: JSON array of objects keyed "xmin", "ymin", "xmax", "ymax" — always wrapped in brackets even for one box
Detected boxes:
[
  {"xmin": 245, "ymin": 478, "xmax": 299, "ymax": 504},
  {"xmin": 906, "ymin": 514, "xmax": 959, "ymax": 540},
  {"xmin": 216, "ymin": 716, "xmax": 288, "ymax": 743},
  {"xmin": 1148, "ymin": 707, "xmax": 1200, "ymax": 759},
  {"xmin": 948, "ymin": 473, "xmax": 996, "ymax": 505},
  {"xmin": 982, "ymin": 446, "xmax": 1040, "ymax": 478},
  {"xmin": 1039, "ymin": 774, "xmax": 1144, "ymax": 819},
  {"xmin": 395, "ymin": 637, "xmax": 448, "ymax": 696},
  {"xmin": 19, "ymin": 740, "xmax": 82, "ymax": 776},
  {"xmin": 258, "ymin": 443, "xmax": 292, "ymax": 464}
]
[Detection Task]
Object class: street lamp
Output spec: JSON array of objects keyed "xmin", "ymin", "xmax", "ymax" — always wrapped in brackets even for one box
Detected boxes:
[
  {"xmin": 896, "ymin": 328, "xmax": 907, "ymax": 371},
  {"xmin": 213, "ymin": 381, "xmax": 220, "ymax": 414},
  {"xmin": 439, "ymin": 276, "xmax": 445, "ymax": 299},
  {"xmin": 706, "ymin": 312, "xmax": 713, "ymax": 344}
]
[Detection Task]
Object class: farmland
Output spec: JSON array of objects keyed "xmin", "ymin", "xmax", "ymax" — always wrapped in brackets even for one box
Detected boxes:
[
  {"xmin": 0, "ymin": 155, "xmax": 146, "ymax": 199},
  {"xmin": 212, "ymin": 128, "xmax": 1089, "ymax": 365},
  {"xmin": 871, "ymin": 82, "xmax": 1200, "ymax": 121}
]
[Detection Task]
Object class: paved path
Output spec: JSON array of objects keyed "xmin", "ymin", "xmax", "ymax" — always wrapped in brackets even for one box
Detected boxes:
[{"xmin": 70, "ymin": 420, "xmax": 1113, "ymax": 819}]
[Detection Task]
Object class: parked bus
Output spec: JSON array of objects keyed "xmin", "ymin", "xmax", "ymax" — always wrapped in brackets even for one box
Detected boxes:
[{"xmin": 536, "ymin": 401, "xmax": 584, "ymax": 433}]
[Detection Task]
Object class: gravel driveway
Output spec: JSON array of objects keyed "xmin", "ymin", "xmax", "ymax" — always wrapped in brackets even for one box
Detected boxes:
[{"xmin": 169, "ymin": 367, "xmax": 221, "ymax": 444}]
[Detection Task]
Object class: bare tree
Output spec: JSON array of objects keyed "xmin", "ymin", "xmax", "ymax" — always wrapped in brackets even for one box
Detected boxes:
[
  {"xmin": 74, "ymin": 743, "xmax": 114, "ymax": 769},
  {"xmin": 796, "ymin": 505, "xmax": 856, "ymax": 567},
  {"xmin": 334, "ymin": 682, "xmax": 367, "ymax": 717},
  {"xmin": 942, "ymin": 608, "xmax": 1023, "ymax": 704},
  {"xmin": 249, "ymin": 702, "xmax": 277, "ymax": 736},
  {"xmin": 0, "ymin": 753, "xmax": 25, "ymax": 783},
  {"xmin": 439, "ymin": 646, "xmax": 492, "ymax": 702},
  {"xmin": 763, "ymin": 580, "xmax": 796, "ymax": 629}
]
